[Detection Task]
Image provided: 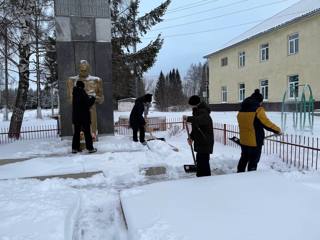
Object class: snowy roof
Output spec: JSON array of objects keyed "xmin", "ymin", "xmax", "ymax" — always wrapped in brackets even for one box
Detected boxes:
[{"xmin": 205, "ymin": 0, "xmax": 320, "ymax": 57}]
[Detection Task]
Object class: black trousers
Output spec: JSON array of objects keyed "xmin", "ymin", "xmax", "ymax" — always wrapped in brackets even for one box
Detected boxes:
[
  {"xmin": 72, "ymin": 123, "xmax": 94, "ymax": 151},
  {"xmin": 237, "ymin": 145, "xmax": 262, "ymax": 172},
  {"xmin": 132, "ymin": 125, "xmax": 145, "ymax": 143},
  {"xmin": 196, "ymin": 152, "xmax": 211, "ymax": 177}
]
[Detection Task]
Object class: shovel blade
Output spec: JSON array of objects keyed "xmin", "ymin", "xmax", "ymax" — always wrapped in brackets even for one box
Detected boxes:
[{"xmin": 184, "ymin": 164, "xmax": 197, "ymax": 173}]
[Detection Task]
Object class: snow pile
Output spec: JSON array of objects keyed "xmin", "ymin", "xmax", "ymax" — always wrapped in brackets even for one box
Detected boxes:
[
  {"xmin": 0, "ymin": 180, "xmax": 80, "ymax": 240},
  {"xmin": 121, "ymin": 171, "xmax": 320, "ymax": 240}
]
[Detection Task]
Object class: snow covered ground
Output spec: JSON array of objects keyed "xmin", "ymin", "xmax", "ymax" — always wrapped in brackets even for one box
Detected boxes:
[
  {"xmin": 0, "ymin": 109, "xmax": 320, "ymax": 239},
  {"xmin": 0, "ymin": 109, "xmax": 57, "ymax": 128},
  {"xmin": 121, "ymin": 171, "xmax": 320, "ymax": 240}
]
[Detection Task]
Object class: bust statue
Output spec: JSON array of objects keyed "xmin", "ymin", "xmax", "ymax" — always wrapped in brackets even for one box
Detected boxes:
[{"xmin": 67, "ymin": 60, "xmax": 104, "ymax": 139}]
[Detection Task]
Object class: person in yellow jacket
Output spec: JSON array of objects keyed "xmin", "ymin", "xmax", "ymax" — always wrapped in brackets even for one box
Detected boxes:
[{"xmin": 237, "ymin": 89, "xmax": 281, "ymax": 172}]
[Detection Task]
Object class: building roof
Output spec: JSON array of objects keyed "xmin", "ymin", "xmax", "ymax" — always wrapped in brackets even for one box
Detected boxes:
[{"xmin": 204, "ymin": 0, "xmax": 320, "ymax": 58}]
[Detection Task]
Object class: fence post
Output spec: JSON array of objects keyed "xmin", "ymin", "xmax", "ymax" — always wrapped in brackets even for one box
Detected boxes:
[
  {"xmin": 223, "ymin": 124, "xmax": 227, "ymax": 145},
  {"xmin": 182, "ymin": 116, "xmax": 186, "ymax": 129}
]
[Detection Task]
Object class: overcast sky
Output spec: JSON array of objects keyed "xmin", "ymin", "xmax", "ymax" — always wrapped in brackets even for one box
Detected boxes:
[{"xmin": 138, "ymin": 0, "xmax": 301, "ymax": 79}]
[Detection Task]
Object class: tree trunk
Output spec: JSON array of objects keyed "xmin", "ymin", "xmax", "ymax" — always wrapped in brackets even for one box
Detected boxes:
[{"xmin": 8, "ymin": 41, "xmax": 30, "ymax": 138}]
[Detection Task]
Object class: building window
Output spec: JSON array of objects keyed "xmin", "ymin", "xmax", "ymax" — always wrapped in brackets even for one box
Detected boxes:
[
  {"xmin": 260, "ymin": 80, "xmax": 268, "ymax": 101},
  {"xmin": 288, "ymin": 33, "xmax": 299, "ymax": 55},
  {"xmin": 239, "ymin": 83, "xmax": 245, "ymax": 102},
  {"xmin": 260, "ymin": 43, "xmax": 269, "ymax": 61},
  {"xmin": 221, "ymin": 57, "xmax": 228, "ymax": 67},
  {"xmin": 221, "ymin": 86, "xmax": 227, "ymax": 102},
  {"xmin": 288, "ymin": 75, "xmax": 299, "ymax": 99},
  {"xmin": 239, "ymin": 51, "xmax": 245, "ymax": 67}
]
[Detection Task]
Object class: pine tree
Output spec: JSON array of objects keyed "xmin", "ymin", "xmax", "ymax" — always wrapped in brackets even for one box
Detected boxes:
[
  {"xmin": 154, "ymin": 71, "xmax": 166, "ymax": 111},
  {"xmin": 111, "ymin": 0, "xmax": 171, "ymax": 100},
  {"xmin": 174, "ymin": 69, "xmax": 185, "ymax": 106}
]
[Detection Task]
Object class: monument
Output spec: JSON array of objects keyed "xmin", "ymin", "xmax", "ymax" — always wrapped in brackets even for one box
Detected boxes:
[
  {"xmin": 54, "ymin": 0, "xmax": 114, "ymax": 137},
  {"xmin": 67, "ymin": 60, "xmax": 104, "ymax": 139}
]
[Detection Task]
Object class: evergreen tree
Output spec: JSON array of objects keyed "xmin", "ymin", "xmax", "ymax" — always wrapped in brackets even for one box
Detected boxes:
[
  {"xmin": 174, "ymin": 69, "xmax": 185, "ymax": 106},
  {"xmin": 154, "ymin": 71, "xmax": 166, "ymax": 111},
  {"xmin": 111, "ymin": 0, "xmax": 171, "ymax": 100}
]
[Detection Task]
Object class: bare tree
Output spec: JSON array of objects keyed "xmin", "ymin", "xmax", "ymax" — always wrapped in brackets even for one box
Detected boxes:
[
  {"xmin": 183, "ymin": 63, "xmax": 203, "ymax": 97},
  {"xmin": 0, "ymin": 0, "xmax": 53, "ymax": 138}
]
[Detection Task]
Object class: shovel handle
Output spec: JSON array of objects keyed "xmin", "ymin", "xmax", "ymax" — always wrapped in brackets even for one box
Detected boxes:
[{"xmin": 185, "ymin": 122, "xmax": 197, "ymax": 165}]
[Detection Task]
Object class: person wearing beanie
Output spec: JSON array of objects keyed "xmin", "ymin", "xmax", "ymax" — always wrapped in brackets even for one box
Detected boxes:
[
  {"xmin": 237, "ymin": 89, "xmax": 281, "ymax": 172},
  {"xmin": 72, "ymin": 81, "xmax": 97, "ymax": 153},
  {"xmin": 129, "ymin": 94, "xmax": 153, "ymax": 144},
  {"xmin": 186, "ymin": 95, "xmax": 214, "ymax": 177}
]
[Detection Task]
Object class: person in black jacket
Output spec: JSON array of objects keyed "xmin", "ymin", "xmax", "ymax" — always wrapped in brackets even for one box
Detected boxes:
[
  {"xmin": 129, "ymin": 94, "xmax": 152, "ymax": 144},
  {"xmin": 72, "ymin": 80, "xmax": 97, "ymax": 153},
  {"xmin": 186, "ymin": 95, "xmax": 214, "ymax": 177}
]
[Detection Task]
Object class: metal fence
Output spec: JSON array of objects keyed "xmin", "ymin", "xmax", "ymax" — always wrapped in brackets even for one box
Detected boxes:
[
  {"xmin": 213, "ymin": 122, "xmax": 320, "ymax": 171},
  {"xmin": 0, "ymin": 125, "xmax": 59, "ymax": 144},
  {"xmin": 1, "ymin": 117, "xmax": 319, "ymax": 171},
  {"xmin": 114, "ymin": 117, "xmax": 185, "ymax": 136},
  {"xmin": 115, "ymin": 118, "xmax": 320, "ymax": 171}
]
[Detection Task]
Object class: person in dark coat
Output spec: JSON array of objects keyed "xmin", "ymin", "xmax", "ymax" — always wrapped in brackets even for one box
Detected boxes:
[
  {"xmin": 237, "ymin": 89, "xmax": 281, "ymax": 172},
  {"xmin": 129, "ymin": 94, "xmax": 153, "ymax": 144},
  {"xmin": 186, "ymin": 95, "xmax": 214, "ymax": 177},
  {"xmin": 72, "ymin": 80, "xmax": 97, "ymax": 153}
]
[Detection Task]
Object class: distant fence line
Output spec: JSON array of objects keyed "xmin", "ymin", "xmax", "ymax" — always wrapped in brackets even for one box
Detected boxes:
[
  {"xmin": 0, "ymin": 125, "xmax": 59, "ymax": 144},
  {"xmin": 0, "ymin": 117, "xmax": 319, "ymax": 171}
]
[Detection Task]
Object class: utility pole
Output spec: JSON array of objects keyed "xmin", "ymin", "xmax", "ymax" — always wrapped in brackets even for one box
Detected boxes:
[
  {"xmin": 35, "ymin": 0, "xmax": 42, "ymax": 119},
  {"xmin": 3, "ymin": 20, "xmax": 9, "ymax": 121}
]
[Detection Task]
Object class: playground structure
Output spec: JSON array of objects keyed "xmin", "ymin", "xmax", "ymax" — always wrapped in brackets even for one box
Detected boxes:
[{"xmin": 281, "ymin": 84, "xmax": 314, "ymax": 133}]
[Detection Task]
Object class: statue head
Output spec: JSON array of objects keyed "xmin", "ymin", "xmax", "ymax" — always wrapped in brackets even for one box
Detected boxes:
[{"xmin": 79, "ymin": 60, "xmax": 90, "ymax": 78}]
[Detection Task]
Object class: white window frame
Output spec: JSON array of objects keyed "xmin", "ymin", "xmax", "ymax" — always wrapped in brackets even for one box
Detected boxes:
[
  {"xmin": 288, "ymin": 75, "xmax": 299, "ymax": 99},
  {"xmin": 260, "ymin": 43, "xmax": 269, "ymax": 62},
  {"xmin": 221, "ymin": 86, "xmax": 227, "ymax": 103},
  {"xmin": 238, "ymin": 51, "xmax": 245, "ymax": 67},
  {"xmin": 260, "ymin": 80, "xmax": 269, "ymax": 101},
  {"xmin": 239, "ymin": 83, "xmax": 245, "ymax": 102},
  {"xmin": 288, "ymin": 33, "xmax": 299, "ymax": 55},
  {"xmin": 221, "ymin": 57, "xmax": 228, "ymax": 67}
]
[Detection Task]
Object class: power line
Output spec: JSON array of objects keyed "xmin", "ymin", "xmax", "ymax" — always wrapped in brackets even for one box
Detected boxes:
[
  {"xmin": 166, "ymin": 0, "xmax": 220, "ymax": 14},
  {"xmin": 165, "ymin": 0, "xmax": 249, "ymax": 21},
  {"xmin": 143, "ymin": 10, "xmax": 308, "ymax": 40},
  {"xmin": 153, "ymin": 0, "xmax": 291, "ymax": 31}
]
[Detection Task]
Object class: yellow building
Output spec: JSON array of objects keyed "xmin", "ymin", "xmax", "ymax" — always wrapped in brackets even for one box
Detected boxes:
[{"xmin": 205, "ymin": 0, "xmax": 320, "ymax": 111}]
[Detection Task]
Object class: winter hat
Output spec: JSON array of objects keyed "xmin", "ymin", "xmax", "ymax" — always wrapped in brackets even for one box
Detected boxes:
[
  {"xmin": 251, "ymin": 89, "xmax": 263, "ymax": 103},
  {"xmin": 76, "ymin": 80, "xmax": 85, "ymax": 89},
  {"xmin": 188, "ymin": 95, "xmax": 201, "ymax": 106},
  {"xmin": 144, "ymin": 93, "xmax": 153, "ymax": 103}
]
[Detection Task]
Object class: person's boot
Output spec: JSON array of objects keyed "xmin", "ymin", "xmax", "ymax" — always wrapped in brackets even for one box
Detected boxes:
[
  {"xmin": 72, "ymin": 149, "xmax": 82, "ymax": 154},
  {"xmin": 88, "ymin": 148, "xmax": 97, "ymax": 154}
]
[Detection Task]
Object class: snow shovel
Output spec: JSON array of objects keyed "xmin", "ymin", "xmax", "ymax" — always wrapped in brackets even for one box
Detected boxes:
[
  {"xmin": 145, "ymin": 123, "xmax": 179, "ymax": 152},
  {"xmin": 229, "ymin": 133, "xmax": 281, "ymax": 146},
  {"xmin": 184, "ymin": 122, "xmax": 197, "ymax": 173}
]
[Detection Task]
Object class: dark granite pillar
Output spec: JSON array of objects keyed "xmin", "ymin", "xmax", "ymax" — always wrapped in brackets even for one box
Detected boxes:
[{"xmin": 54, "ymin": 0, "xmax": 114, "ymax": 136}]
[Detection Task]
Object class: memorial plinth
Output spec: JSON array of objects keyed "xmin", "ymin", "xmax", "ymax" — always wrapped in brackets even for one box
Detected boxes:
[{"xmin": 54, "ymin": 0, "xmax": 113, "ymax": 136}]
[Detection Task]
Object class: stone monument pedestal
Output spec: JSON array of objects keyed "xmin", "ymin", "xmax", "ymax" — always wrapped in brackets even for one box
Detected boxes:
[{"xmin": 54, "ymin": 0, "xmax": 114, "ymax": 137}]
